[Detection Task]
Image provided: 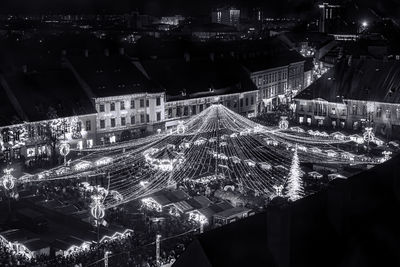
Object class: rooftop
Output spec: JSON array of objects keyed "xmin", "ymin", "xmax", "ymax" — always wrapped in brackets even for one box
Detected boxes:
[
  {"xmin": 295, "ymin": 58, "xmax": 400, "ymax": 103},
  {"xmin": 67, "ymin": 54, "xmax": 163, "ymax": 98}
]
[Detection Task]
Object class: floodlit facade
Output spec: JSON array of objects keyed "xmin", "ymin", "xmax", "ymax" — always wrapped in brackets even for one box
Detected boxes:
[{"xmin": 95, "ymin": 92, "xmax": 165, "ymax": 144}]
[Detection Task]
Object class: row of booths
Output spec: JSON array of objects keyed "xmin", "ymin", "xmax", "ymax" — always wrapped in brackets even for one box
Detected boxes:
[{"xmin": 141, "ymin": 189, "xmax": 254, "ymax": 227}]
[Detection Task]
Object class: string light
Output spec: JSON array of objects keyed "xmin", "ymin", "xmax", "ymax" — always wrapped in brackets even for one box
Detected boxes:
[{"xmin": 22, "ymin": 104, "xmax": 390, "ymax": 209}]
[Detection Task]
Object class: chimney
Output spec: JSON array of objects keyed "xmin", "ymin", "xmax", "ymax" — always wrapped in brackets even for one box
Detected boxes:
[
  {"xmin": 119, "ymin": 47, "xmax": 125, "ymax": 55},
  {"xmin": 104, "ymin": 48, "xmax": 110, "ymax": 57},
  {"xmin": 22, "ymin": 65, "xmax": 27, "ymax": 73},
  {"xmin": 184, "ymin": 52, "xmax": 190, "ymax": 62},
  {"xmin": 84, "ymin": 49, "xmax": 89, "ymax": 58}
]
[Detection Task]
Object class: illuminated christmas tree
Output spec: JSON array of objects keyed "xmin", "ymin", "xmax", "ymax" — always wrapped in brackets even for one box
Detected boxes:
[{"xmin": 285, "ymin": 148, "xmax": 304, "ymax": 201}]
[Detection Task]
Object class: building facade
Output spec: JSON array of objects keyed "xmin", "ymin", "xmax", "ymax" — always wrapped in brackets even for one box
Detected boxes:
[
  {"xmin": 250, "ymin": 62, "xmax": 304, "ymax": 113},
  {"xmin": 164, "ymin": 91, "xmax": 259, "ymax": 130},
  {"xmin": 211, "ymin": 7, "xmax": 241, "ymax": 29},
  {"xmin": 94, "ymin": 92, "xmax": 165, "ymax": 144},
  {"xmin": 294, "ymin": 59, "xmax": 400, "ymax": 139},
  {"xmin": 0, "ymin": 113, "xmax": 97, "ymax": 163}
]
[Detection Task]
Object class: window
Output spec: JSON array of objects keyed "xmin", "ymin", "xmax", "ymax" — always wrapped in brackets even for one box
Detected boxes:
[
  {"xmin": 99, "ymin": 104, "xmax": 105, "ymax": 112},
  {"xmin": 156, "ymin": 112, "xmax": 161, "ymax": 121},
  {"xmin": 130, "ymin": 99, "xmax": 135, "ymax": 109},
  {"xmin": 199, "ymin": 104, "xmax": 203, "ymax": 112},
  {"xmin": 140, "ymin": 99, "xmax": 144, "ymax": 108},
  {"xmin": 240, "ymin": 99, "xmax": 243, "ymax": 107},
  {"xmin": 184, "ymin": 106, "xmax": 188, "ymax": 116},
  {"xmin": 77, "ymin": 141, "xmax": 83, "ymax": 150},
  {"xmin": 250, "ymin": 97, "xmax": 254, "ymax": 105},
  {"xmin": 77, "ymin": 121, "xmax": 82, "ymax": 132},
  {"xmin": 85, "ymin": 120, "xmax": 91, "ymax": 131},
  {"xmin": 121, "ymin": 117, "xmax": 126, "ymax": 126},
  {"xmin": 376, "ymin": 107, "xmax": 382, "ymax": 117},
  {"xmin": 120, "ymin": 101, "xmax": 125, "ymax": 110},
  {"xmin": 110, "ymin": 102, "xmax": 115, "ymax": 111},
  {"xmin": 386, "ymin": 109, "xmax": 391, "ymax": 119},
  {"xmin": 28, "ymin": 125, "xmax": 35, "ymax": 138},
  {"xmin": 131, "ymin": 115, "xmax": 135, "ymax": 124},
  {"xmin": 87, "ymin": 139, "xmax": 93, "ymax": 148},
  {"xmin": 156, "ymin": 97, "xmax": 161, "ymax": 106},
  {"xmin": 397, "ymin": 109, "xmax": 400, "ymax": 119},
  {"xmin": 245, "ymin": 98, "xmax": 249, "ymax": 106},
  {"xmin": 352, "ymin": 105, "xmax": 357, "ymax": 115},
  {"xmin": 177, "ymin": 107, "xmax": 181, "ymax": 117},
  {"xmin": 192, "ymin": 105, "xmax": 197, "ymax": 115},
  {"xmin": 331, "ymin": 108, "xmax": 336, "ymax": 115},
  {"xmin": 168, "ymin": 108, "xmax": 173, "ymax": 118},
  {"xmin": 110, "ymin": 118, "xmax": 116, "ymax": 128},
  {"xmin": 146, "ymin": 99, "xmax": 149, "ymax": 107},
  {"xmin": 146, "ymin": 114, "xmax": 150, "ymax": 122},
  {"xmin": 100, "ymin": 119, "xmax": 105, "ymax": 129},
  {"xmin": 140, "ymin": 114, "xmax": 145, "ymax": 123}
]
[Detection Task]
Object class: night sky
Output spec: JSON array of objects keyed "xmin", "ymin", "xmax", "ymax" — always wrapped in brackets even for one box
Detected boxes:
[{"xmin": 0, "ymin": 0, "xmax": 398, "ymax": 18}]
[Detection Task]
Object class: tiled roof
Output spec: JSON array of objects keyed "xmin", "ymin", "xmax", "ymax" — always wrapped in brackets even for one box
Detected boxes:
[
  {"xmin": 67, "ymin": 54, "xmax": 163, "ymax": 97},
  {"xmin": 295, "ymin": 59, "xmax": 400, "ymax": 103}
]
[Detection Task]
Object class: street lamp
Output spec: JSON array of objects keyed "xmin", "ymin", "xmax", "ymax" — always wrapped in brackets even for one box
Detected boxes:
[
  {"xmin": 156, "ymin": 234, "xmax": 161, "ymax": 266},
  {"xmin": 91, "ymin": 194, "xmax": 105, "ymax": 245},
  {"xmin": 2, "ymin": 167, "xmax": 16, "ymax": 213}
]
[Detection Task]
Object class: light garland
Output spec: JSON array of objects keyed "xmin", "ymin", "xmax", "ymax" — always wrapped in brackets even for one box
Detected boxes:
[{"xmin": 24, "ymin": 104, "xmax": 390, "ymax": 209}]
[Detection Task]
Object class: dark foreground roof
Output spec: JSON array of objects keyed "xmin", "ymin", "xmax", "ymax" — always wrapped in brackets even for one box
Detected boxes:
[
  {"xmin": 295, "ymin": 58, "xmax": 400, "ymax": 103},
  {"xmin": 174, "ymin": 154, "xmax": 400, "ymax": 267},
  {"xmin": 142, "ymin": 58, "xmax": 258, "ymax": 101}
]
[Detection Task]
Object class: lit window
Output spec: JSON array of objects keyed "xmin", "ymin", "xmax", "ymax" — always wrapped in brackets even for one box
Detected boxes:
[
  {"xmin": 27, "ymin": 147, "xmax": 36, "ymax": 157},
  {"xmin": 120, "ymin": 101, "xmax": 125, "ymax": 110},
  {"xmin": 87, "ymin": 139, "xmax": 93, "ymax": 148},
  {"xmin": 86, "ymin": 120, "xmax": 91, "ymax": 131},
  {"xmin": 77, "ymin": 141, "xmax": 83, "ymax": 150}
]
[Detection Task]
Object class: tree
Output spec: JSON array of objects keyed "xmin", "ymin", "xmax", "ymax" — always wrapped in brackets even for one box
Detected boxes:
[
  {"xmin": 285, "ymin": 148, "xmax": 304, "ymax": 201},
  {"xmin": 40, "ymin": 107, "xmax": 69, "ymax": 164}
]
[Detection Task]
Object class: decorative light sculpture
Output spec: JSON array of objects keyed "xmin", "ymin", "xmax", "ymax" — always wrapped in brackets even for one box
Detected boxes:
[
  {"xmin": 285, "ymin": 148, "xmax": 304, "ymax": 201},
  {"xmin": 176, "ymin": 121, "xmax": 185, "ymax": 135},
  {"xmin": 363, "ymin": 127, "xmax": 375, "ymax": 143},
  {"xmin": 279, "ymin": 116, "xmax": 289, "ymax": 130},
  {"xmin": 273, "ymin": 185, "xmax": 284, "ymax": 197},
  {"xmin": 90, "ymin": 195, "xmax": 105, "ymax": 221},
  {"xmin": 2, "ymin": 168, "xmax": 15, "ymax": 190},
  {"xmin": 59, "ymin": 142, "xmax": 70, "ymax": 166}
]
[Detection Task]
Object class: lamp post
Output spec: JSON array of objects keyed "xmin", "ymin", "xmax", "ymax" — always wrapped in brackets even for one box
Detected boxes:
[
  {"xmin": 2, "ymin": 167, "xmax": 15, "ymax": 213},
  {"xmin": 90, "ymin": 194, "xmax": 105, "ymax": 246},
  {"xmin": 156, "ymin": 234, "xmax": 161, "ymax": 266},
  {"xmin": 59, "ymin": 142, "xmax": 70, "ymax": 166}
]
